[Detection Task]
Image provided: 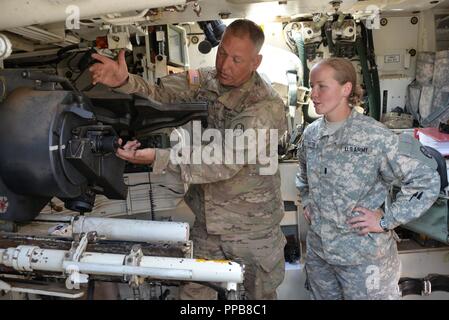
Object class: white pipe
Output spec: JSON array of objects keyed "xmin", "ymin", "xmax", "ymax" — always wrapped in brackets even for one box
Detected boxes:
[
  {"xmin": 78, "ymin": 252, "xmax": 125, "ymax": 265},
  {"xmin": 0, "ymin": 0, "xmax": 186, "ymax": 30},
  {"xmin": 139, "ymin": 256, "xmax": 243, "ymax": 283},
  {"xmin": 0, "ymin": 246, "xmax": 244, "ymax": 284},
  {"xmin": 62, "ymin": 261, "xmax": 193, "ymax": 279},
  {"xmin": 71, "ymin": 216, "xmax": 189, "ymax": 243},
  {"xmin": 80, "ymin": 253, "xmax": 244, "ymax": 283},
  {"xmin": 1, "ymin": 247, "xmax": 67, "ymax": 272}
]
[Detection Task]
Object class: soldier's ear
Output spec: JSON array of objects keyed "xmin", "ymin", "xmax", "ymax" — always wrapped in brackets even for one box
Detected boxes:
[
  {"xmin": 342, "ymin": 82, "xmax": 352, "ymax": 98},
  {"xmin": 253, "ymin": 54, "xmax": 262, "ymax": 71}
]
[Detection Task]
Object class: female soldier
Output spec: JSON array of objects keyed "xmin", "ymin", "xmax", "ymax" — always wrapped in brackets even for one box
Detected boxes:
[{"xmin": 296, "ymin": 57, "xmax": 440, "ymax": 299}]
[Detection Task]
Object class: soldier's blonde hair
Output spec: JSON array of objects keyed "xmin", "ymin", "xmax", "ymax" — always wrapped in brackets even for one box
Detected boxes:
[{"xmin": 315, "ymin": 57, "xmax": 363, "ymax": 106}]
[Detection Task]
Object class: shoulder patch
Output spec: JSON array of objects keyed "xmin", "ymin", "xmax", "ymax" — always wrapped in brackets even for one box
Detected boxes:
[
  {"xmin": 398, "ymin": 133, "xmax": 438, "ymax": 170},
  {"xmin": 187, "ymin": 69, "xmax": 200, "ymax": 89}
]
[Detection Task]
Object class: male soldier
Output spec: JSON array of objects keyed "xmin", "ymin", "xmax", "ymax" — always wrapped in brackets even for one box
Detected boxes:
[{"xmin": 89, "ymin": 19, "xmax": 287, "ymax": 299}]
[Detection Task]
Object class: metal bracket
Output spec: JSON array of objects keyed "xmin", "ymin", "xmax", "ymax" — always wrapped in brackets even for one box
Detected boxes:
[
  {"xmin": 186, "ymin": 240, "xmax": 193, "ymax": 259},
  {"xmin": 63, "ymin": 232, "xmax": 93, "ymax": 289},
  {"xmin": 422, "ymin": 279, "xmax": 432, "ymax": 296},
  {"xmin": 0, "ymin": 279, "xmax": 12, "ymax": 293},
  {"xmin": 68, "ymin": 232, "xmax": 89, "ymax": 262},
  {"xmin": 124, "ymin": 245, "xmax": 144, "ymax": 287}
]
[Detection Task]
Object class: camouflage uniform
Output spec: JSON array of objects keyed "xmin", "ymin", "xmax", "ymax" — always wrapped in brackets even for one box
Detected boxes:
[
  {"xmin": 115, "ymin": 68, "xmax": 287, "ymax": 299},
  {"xmin": 296, "ymin": 109, "xmax": 440, "ymax": 300}
]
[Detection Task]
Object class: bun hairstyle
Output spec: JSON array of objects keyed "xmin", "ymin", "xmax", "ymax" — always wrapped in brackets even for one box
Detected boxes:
[
  {"xmin": 349, "ymin": 83, "xmax": 364, "ymax": 106},
  {"xmin": 314, "ymin": 57, "xmax": 363, "ymax": 107}
]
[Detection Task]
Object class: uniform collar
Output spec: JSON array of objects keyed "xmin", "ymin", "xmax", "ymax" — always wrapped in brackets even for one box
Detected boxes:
[
  {"xmin": 334, "ymin": 108, "xmax": 359, "ymax": 145},
  {"xmin": 204, "ymin": 71, "xmax": 258, "ymax": 110},
  {"xmin": 317, "ymin": 108, "xmax": 358, "ymax": 144}
]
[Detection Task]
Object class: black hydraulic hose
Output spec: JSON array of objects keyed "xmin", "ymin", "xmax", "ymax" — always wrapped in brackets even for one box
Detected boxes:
[
  {"xmin": 56, "ymin": 44, "xmax": 81, "ymax": 58},
  {"xmin": 295, "ymin": 33, "xmax": 308, "ymax": 86},
  {"xmin": 356, "ymin": 31, "xmax": 377, "ymax": 120},
  {"xmin": 294, "ymin": 33, "xmax": 319, "ymax": 124},
  {"xmin": 6, "ymin": 43, "xmax": 89, "ymax": 68},
  {"xmin": 6, "ymin": 55, "xmax": 64, "ymax": 67},
  {"xmin": 325, "ymin": 21, "xmax": 335, "ymax": 56},
  {"xmin": 366, "ymin": 27, "xmax": 381, "ymax": 121},
  {"xmin": 21, "ymin": 70, "xmax": 80, "ymax": 94},
  {"xmin": 87, "ymin": 280, "xmax": 96, "ymax": 300}
]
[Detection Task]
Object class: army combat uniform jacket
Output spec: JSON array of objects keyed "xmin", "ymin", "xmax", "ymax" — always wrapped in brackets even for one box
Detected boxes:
[
  {"xmin": 115, "ymin": 68, "xmax": 287, "ymax": 238},
  {"xmin": 296, "ymin": 109, "xmax": 440, "ymax": 265}
]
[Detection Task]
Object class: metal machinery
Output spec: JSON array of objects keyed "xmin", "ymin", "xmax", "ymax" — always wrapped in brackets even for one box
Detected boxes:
[
  {"xmin": 0, "ymin": 70, "xmax": 127, "ymax": 222},
  {"xmin": 0, "ymin": 69, "xmax": 243, "ymax": 299}
]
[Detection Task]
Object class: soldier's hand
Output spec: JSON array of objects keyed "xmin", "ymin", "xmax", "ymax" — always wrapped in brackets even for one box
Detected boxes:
[
  {"xmin": 116, "ymin": 139, "xmax": 156, "ymax": 164},
  {"xmin": 303, "ymin": 206, "xmax": 312, "ymax": 225},
  {"xmin": 347, "ymin": 207, "xmax": 383, "ymax": 235},
  {"xmin": 89, "ymin": 49, "xmax": 129, "ymax": 87}
]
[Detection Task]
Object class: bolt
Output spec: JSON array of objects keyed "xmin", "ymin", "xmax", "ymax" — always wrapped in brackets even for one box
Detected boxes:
[{"xmin": 219, "ymin": 12, "xmax": 231, "ymax": 19}]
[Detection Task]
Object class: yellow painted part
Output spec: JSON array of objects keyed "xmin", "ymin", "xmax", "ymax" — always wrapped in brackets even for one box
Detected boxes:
[{"xmin": 195, "ymin": 259, "xmax": 230, "ymax": 264}]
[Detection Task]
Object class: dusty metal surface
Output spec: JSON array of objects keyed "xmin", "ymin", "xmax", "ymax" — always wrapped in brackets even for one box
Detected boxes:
[{"xmin": 0, "ymin": 233, "xmax": 190, "ymax": 257}]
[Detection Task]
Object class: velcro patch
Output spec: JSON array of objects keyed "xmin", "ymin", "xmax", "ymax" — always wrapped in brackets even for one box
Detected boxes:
[{"xmin": 398, "ymin": 133, "xmax": 438, "ymax": 170}]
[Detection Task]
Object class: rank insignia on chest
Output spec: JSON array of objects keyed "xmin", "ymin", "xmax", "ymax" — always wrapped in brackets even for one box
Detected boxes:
[
  {"xmin": 343, "ymin": 145, "xmax": 369, "ymax": 153},
  {"xmin": 233, "ymin": 123, "xmax": 245, "ymax": 136}
]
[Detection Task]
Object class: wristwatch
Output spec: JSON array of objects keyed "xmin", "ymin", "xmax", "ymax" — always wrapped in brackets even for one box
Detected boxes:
[{"xmin": 379, "ymin": 217, "xmax": 389, "ymax": 232}]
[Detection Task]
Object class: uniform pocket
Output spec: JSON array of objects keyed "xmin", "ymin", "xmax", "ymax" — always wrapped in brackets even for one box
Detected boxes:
[
  {"xmin": 259, "ymin": 243, "xmax": 286, "ymax": 273},
  {"xmin": 304, "ymin": 138, "xmax": 320, "ymax": 191},
  {"xmin": 304, "ymin": 138, "xmax": 318, "ymax": 164},
  {"xmin": 258, "ymin": 230, "xmax": 287, "ymax": 273}
]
